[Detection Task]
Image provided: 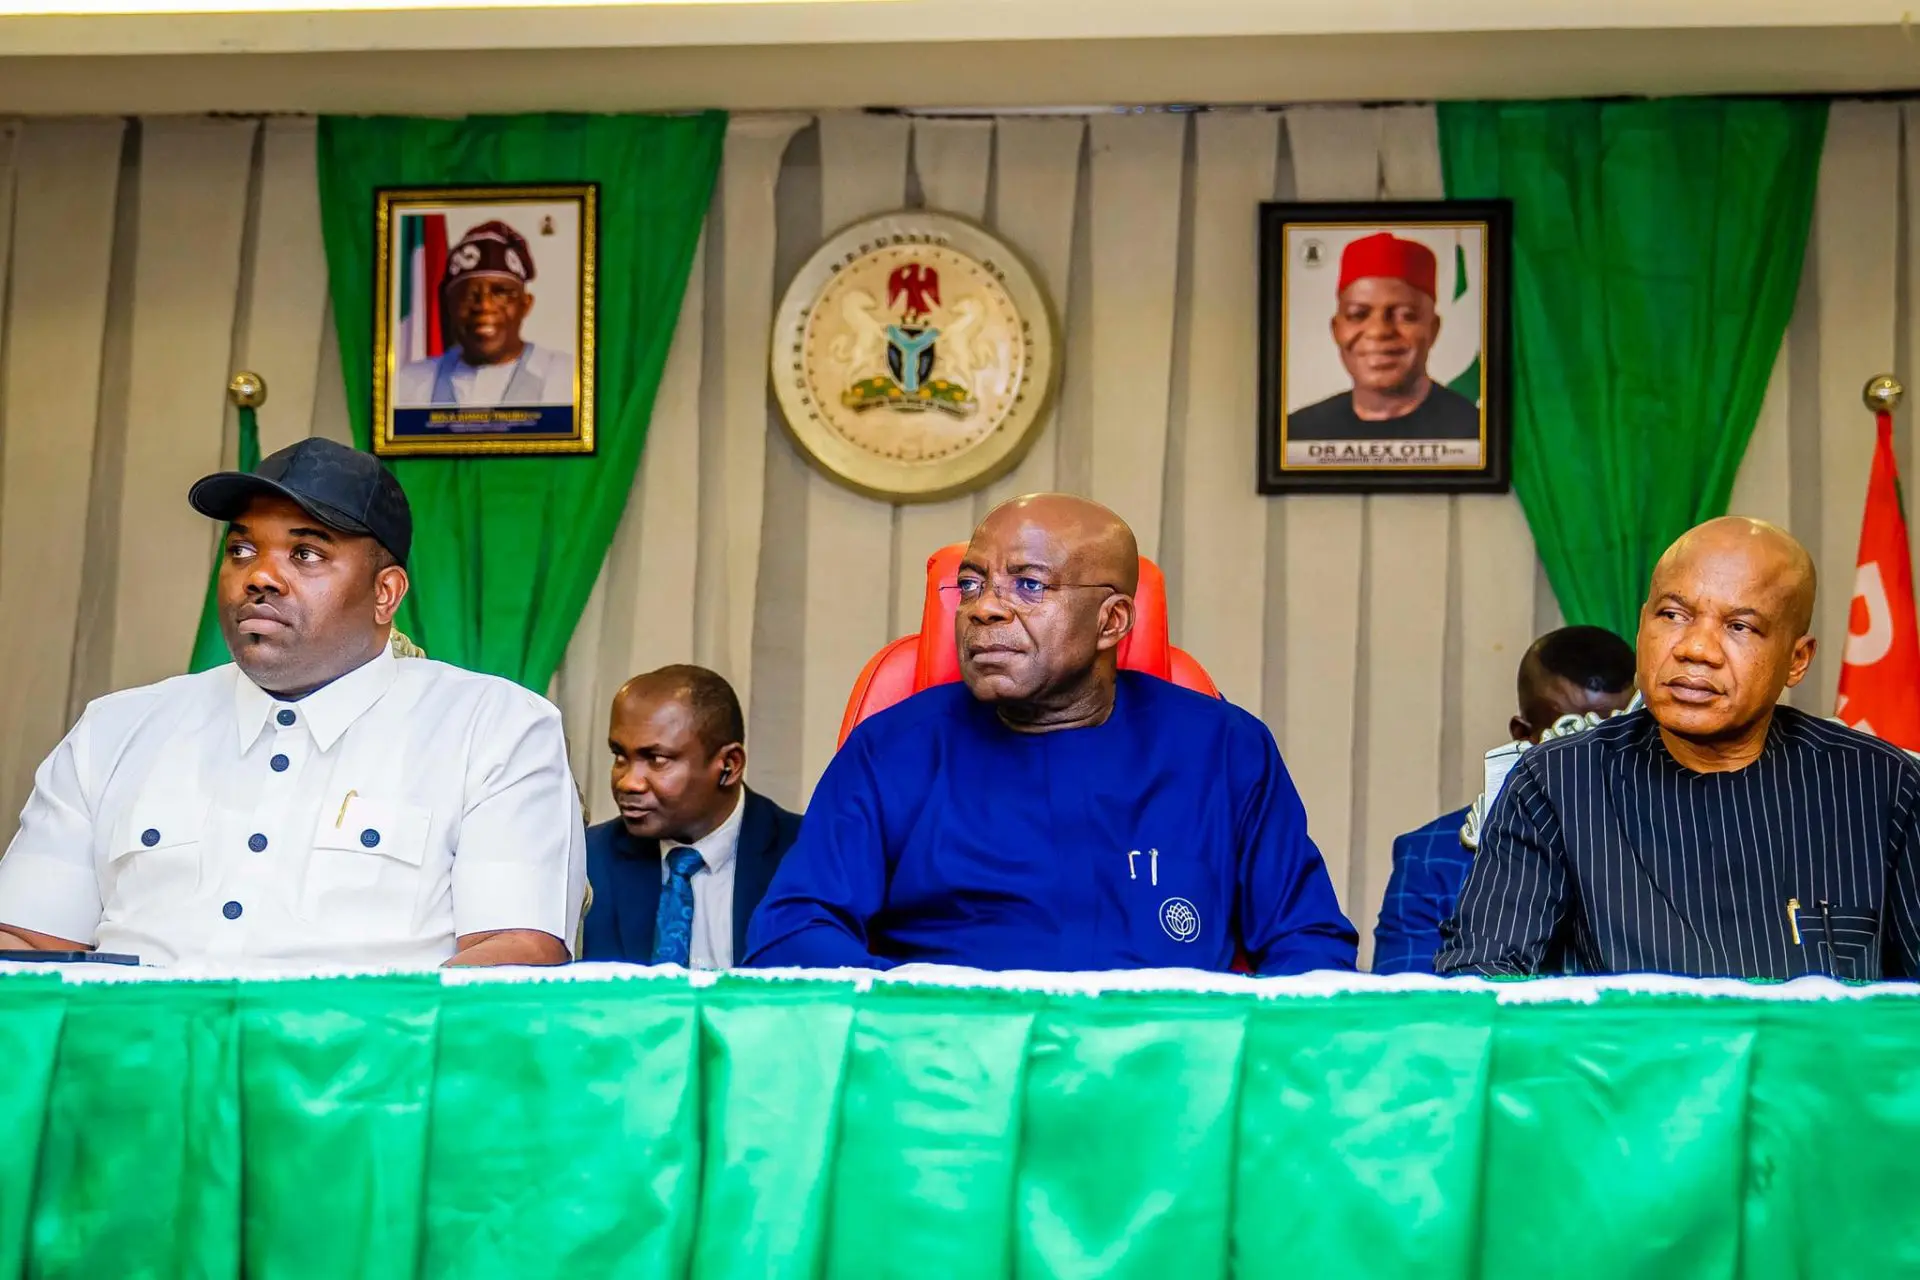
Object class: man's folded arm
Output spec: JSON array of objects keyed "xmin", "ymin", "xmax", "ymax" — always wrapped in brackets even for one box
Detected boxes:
[
  {"xmin": 0, "ymin": 713, "xmax": 104, "ymax": 951},
  {"xmin": 743, "ymin": 736, "xmax": 894, "ymax": 970},
  {"xmin": 1434, "ymin": 760, "xmax": 1566, "ymax": 977},
  {"xmin": 1237, "ymin": 728, "xmax": 1359, "ymax": 975},
  {"xmin": 0, "ymin": 924, "xmax": 89, "ymax": 952},
  {"xmin": 446, "ymin": 929, "xmax": 570, "ymax": 967},
  {"xmin": 446, "ymin": 693, "xmax": 583, "ymax": 965}
]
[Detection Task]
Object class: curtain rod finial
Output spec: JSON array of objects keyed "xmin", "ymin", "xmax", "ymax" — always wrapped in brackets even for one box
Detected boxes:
[
  {"xmin": 228, "ymin": 371, "xmax": 268, "ymax": 409},
  {"xmin": 1864, "ymin": 374, "xmax": 1904, "ymax": 414}
]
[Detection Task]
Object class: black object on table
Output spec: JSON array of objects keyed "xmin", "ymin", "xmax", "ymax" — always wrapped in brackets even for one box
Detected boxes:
[{"xmin": 0, "ymin": 951, "xmax": 139, "ymax": 965}]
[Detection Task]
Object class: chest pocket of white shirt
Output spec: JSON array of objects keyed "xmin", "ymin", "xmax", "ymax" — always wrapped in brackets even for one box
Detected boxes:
[
  {"xmin": 299, "ymin": 798, "xmax": 432, "ymax": 927},
  {"xmin": 106, "ymin": 791, "xmax": 211, "ymax": 915}
]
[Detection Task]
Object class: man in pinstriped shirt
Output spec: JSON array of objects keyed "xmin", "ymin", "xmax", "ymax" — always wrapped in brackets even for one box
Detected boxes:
[{"xmin": 1437, "ymin": 517, "xmax": 1920, "ymax": 980}]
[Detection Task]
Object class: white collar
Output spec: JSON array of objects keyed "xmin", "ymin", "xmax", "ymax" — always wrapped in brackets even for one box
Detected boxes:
[
  {"xmin": 234, "ymin": 644, "xmax": 399, "ymax": 753},
  {"xmin": 665, "ymin": 789, "xmax": 746, "ymax": 876}
]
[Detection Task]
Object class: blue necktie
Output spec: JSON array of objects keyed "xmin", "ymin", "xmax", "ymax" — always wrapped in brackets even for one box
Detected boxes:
[{"xmin": 650, "ymin": 846, "xmax": 705, "ymax": 966}]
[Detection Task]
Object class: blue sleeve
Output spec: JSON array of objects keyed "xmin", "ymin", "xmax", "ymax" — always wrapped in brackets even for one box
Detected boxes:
[
  {"xmin": 1371, "ymin": 830, "xmax": 1461, "ymax": 976},
  {"xmin": 1236, "ymin": 723, "xmax": 1359, "ymax": 975},
  {"xmin": 742, "ymin": 731, "xmax": 896, "ymax": 970}
]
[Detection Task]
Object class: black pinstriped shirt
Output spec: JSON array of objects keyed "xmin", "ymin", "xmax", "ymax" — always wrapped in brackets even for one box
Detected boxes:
[{"xmin": 1435, "ymin": 707, "xmax": 1920, "ymax": 980}]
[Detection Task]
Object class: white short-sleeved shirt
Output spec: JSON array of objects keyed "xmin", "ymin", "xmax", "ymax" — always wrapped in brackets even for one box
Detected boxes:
[{"xmin": 0, "ymin": 646, "xmax": 586, "ymax": 970}]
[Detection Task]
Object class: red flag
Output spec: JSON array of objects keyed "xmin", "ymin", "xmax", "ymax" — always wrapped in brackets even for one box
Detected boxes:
[{"xmin": 1835, "ymin": 410, "xmax": 1920, "ymax": 749}]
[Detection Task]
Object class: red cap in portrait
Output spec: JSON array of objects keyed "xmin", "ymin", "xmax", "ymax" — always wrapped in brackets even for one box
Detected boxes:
[{"xmin": 1337, "ymin": 232, "xmax": 1438, "ymax": 299}]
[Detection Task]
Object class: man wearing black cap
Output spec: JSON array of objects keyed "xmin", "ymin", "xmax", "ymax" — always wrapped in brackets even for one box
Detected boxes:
[
  {"xmin": 393, "ymin": 220, "xmax": 574, "ymax": 409},
  {"xmin": 0, "ymin": 437, "xmax": 585, "ymax": 969}
]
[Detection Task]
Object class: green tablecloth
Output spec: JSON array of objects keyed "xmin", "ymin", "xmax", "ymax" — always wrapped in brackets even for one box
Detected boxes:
[{"xmin": 4, "ymin": 969, "xmax": 1918, "ymax": 1278}]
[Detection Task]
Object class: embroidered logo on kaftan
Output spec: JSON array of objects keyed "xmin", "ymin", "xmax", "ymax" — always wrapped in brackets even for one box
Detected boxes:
[{"xmin": 1159, "ymin": 897, "xmax": 1200, "ymax": 943}]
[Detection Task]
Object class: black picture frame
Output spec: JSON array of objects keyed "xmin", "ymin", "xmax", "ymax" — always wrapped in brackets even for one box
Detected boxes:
[{"xmin": 1258, "ymin": 199, "xmax": 1512, "ymax": 494}]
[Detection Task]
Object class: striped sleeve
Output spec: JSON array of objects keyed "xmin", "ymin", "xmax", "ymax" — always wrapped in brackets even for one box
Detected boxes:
[
  {"xmin": 1884, "ymin": 758, "xmax": 1920, "ymax": 979},
  {"xmin": 1435, "ymin": 754, "xmax": 1568, "ymax": 977}
]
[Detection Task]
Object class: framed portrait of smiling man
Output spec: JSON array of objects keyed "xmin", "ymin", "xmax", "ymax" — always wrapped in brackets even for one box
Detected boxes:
[
  {"xmin": 1258, "ymin": 200, "xmax": 1511, "ymax": 493},
  {"xmin": 373, "ymin": 183, "xmax": 597, "ymax": 456}
]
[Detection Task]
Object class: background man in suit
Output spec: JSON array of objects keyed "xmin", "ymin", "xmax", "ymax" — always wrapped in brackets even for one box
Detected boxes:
[
  {"xmin": 581, "ymin": 665, "xmax": 800, "ymax": 967},
  {"xmin": 1371, "ymin": 625, "xmax": 1636, "ymax": 974}
]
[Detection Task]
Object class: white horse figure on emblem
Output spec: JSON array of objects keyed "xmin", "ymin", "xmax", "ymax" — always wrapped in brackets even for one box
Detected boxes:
[
  {"xmin": 938, "ymin": 298, "xmax": 995, "ymax": 388},
  {"xmin": 830, "ymin": 290, "xmax": 889, "ymax": 379}
]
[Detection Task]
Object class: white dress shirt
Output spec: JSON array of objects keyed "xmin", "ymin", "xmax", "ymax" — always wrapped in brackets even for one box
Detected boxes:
[
  {"xmin": 0, "ymin": 646, "xmax": 586, "ymax": 970},
  {"xmin": 661, "ymin": 790, "xmax": 744, "ymax": 970}
]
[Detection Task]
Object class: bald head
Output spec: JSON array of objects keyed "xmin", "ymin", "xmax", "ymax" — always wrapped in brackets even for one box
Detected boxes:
[
  {"xmin": 1638, "ymin": 515, "xmax": 1819, "ymax": 758},
  {"xmin": 955, "ymin": 493, "xmax": 1140, "ymax": 728},
  {"xmin": 974, "ymin": 495, "xmax": 1140, "ymax": 594},
  {"xmin": 1652, "ymin": 516, "xmax": 1816, "ymax": 635}
]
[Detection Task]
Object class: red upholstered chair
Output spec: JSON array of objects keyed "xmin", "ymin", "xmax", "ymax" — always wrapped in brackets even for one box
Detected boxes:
[{"xmin": 838, "ymin": 543, "xmax": 1220, "ymax": 747}]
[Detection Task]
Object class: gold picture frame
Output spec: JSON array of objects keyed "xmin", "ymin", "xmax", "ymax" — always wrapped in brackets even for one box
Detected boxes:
[{"xmin": 372, "ymin": 183, "xmax": 597, "ymax": 457}]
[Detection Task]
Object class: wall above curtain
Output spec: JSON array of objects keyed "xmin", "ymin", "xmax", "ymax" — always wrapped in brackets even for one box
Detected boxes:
[{"xmin": 6, "ymin": 2, "xmax": 1919, "ymax": 115}]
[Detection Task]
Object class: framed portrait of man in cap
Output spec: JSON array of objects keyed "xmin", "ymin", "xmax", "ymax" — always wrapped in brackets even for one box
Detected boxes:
[
  {"xmin": 373, "ymin": 183, "xmax": 597, "ymax": 456},
  {"xmin": 1257, "ymin": 200, "xmax": 1511, "ymax": 494}
]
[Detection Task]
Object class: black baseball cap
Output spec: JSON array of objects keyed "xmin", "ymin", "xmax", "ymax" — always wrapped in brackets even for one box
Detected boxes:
[{"xmin": 189, "ymin": 438, "xmax": 413, "ymax": 567}]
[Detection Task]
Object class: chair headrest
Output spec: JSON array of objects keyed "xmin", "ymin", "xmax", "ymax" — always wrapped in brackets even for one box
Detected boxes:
[{"xmin": 911, "ymin": 543, "xmax": 1174, "ymax": 689}]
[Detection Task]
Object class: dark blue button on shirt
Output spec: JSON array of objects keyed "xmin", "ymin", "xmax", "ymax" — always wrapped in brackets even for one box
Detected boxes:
[
  {"xmin": 141, "ymin": 828, "xmax": 160, "ymax": 847},
  {"xmin": 270, "ymin": 754, "xmax": 289, "ymax": 772},
  {"xmin": 222, "ymin": 901, "xmax": 243, "ymax": 920},
  {"xmin": 361, "ymin": 829, "xmax": 380, "ymax": 848},
  {"xmin": 276, "ymin": 710, "xmax": 296, "ymax": 727},
  {"xmin": 1372, "ymin": 806, "xmax": 1474, "ymax": 975},
  {"xmin": 248, "ymin": 833, "xmax": 268, "ymax": 852}
]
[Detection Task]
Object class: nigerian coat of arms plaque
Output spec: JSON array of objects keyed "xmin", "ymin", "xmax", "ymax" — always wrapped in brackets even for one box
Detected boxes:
[{"xmin": 770, "ymin": 211, "xmax": 1058, "ymax": 502}]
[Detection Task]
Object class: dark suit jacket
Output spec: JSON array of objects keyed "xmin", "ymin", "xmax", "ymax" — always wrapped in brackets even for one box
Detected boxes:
[{"xmin": 581, "ymin": 788, "xmax": 801, "ymax": 964}]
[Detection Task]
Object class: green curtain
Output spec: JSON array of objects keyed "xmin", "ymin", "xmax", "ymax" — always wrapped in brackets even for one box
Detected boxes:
[
  {"xmin": 1440, "ymin": 99, "xmax": 1826, "ymax": 638},
  {"xmin": 9, "ymin": 973, "xmax": 1920, "ymax": 1276},
  {"xmin": 187, "ymin": 404, "xmax": 262, "ymax": 673},
  {"xmin": 316, "ymin": 113, "xmax": 725, "ymax": 690}
]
